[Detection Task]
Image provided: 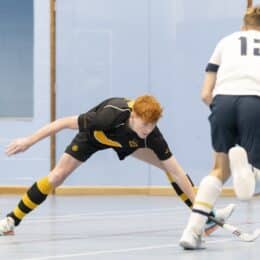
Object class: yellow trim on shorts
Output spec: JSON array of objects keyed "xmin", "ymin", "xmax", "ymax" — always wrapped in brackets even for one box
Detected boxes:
[{"xmin": 94, "ymin": 131, "xmax": 122, "ymax": 148}]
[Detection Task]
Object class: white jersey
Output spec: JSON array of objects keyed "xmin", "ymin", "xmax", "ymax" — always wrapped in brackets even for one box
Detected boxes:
[{"xmin": 208, "ymin": 30, "xmax": 260, "ymax": 97}]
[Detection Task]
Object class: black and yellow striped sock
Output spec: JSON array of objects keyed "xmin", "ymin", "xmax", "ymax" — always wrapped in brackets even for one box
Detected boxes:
[
  {"xmin": 165, "ymin": 172, "xmax": 194, "ymax": 208},
  {"xmin": 7, "ymin": 176, "xmax": 53, "ymax": 226}
]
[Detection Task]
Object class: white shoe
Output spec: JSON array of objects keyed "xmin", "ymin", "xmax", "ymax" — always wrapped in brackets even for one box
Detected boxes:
[
  {"xmin": 204, "ymin": 203, "xmax": 236, "ymax": 236},
  {"xmin": 179, "ymin": 227, "xmax": 205, "ymax": 250},
  {"xmin": 215, "ymin": 203, "xmax": 236, "ymax": 221},
  {"xmin": 229, "ymin": 146, "xmax": 255, "ymax": 200},
  {"xmin": 0, "ymin": 217, "xmax": 15, "ymax": 236}
]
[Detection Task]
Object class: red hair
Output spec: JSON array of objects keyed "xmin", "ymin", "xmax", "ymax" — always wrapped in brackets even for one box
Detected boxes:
[{"xmin": 133, "ymin": 95, "xmax": 163, "ymax": 123}]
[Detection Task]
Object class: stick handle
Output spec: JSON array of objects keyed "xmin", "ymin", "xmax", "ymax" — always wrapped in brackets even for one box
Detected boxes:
[
  {"xmin": 208, "ymin": 213, "xmax": 259, "ymax": 242},
  {"xmin": 208, "ymin": 215, "xmax": 238, "ymax": 233},
  {"xmin": 208, "ymin": 215, "xmax": 224, "ymax": 227}
]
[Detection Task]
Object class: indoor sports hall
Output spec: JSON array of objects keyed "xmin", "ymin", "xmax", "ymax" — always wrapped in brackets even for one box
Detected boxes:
[{"xmin": 1, "ymin": 0, "xmax": 260, "ymax": 259}]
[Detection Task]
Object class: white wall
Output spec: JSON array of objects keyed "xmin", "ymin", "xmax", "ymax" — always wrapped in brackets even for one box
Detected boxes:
[
  {"xmin": 1, "ymin": 0, "xmax": 253, "ymax": 186},
  {"xmin": 55, "ymin": 0, "xmax": 246, "ymax": 186}
]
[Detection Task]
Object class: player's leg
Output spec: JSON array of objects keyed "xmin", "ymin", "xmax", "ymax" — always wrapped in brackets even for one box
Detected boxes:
[
  {"xmin": 0, "ymin": 153, "xmax": 82, "ymax": 235},
  {"xmin": 0, "ymin": 131, "xmax": 99, "ymax": 235},
  {"xmin": 232, "ymin": 96, "xmax": 260, "ymax": 199},
  {"xmin": 180, "ymin": 96, "xmax": 237, "ymax": 249},
  {"xmin": 179, "ymin": 152, "xmax": 230, "ymax": 249}
]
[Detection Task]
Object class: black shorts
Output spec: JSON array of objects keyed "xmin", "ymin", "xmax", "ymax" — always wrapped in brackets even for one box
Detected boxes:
[
  {"xmin": 209, "ymin": 95, "xmax": 260, "ymax": 168},
  {"xmin": 65, "ymin": 132, "xmax": 108, "ymax": 162}
]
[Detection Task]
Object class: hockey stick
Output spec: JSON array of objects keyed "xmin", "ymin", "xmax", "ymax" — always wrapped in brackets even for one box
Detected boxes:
[{"xmin": 208, "ymin": 215, "xmax": 260, "ymax": 242}]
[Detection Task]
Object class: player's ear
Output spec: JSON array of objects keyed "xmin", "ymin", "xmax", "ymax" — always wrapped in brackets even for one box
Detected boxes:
[
  {"xmin": 129, "ymin": 111, "xmax": 135, "ymax": 124},
  {"xmin": 130, "ymin": 111, "xmax": 137, "ymax": 119}
]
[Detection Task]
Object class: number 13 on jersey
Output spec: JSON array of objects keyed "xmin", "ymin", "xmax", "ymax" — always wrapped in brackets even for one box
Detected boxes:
[{"xmin": 239, "ymin": 37, "xmax": 260, "ymax": 56}]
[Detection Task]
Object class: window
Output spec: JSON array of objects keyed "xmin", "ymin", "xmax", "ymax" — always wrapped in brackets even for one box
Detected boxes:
[{"xmin": 0, "ymin": 0, "xmax": 33, "ymax": 118}]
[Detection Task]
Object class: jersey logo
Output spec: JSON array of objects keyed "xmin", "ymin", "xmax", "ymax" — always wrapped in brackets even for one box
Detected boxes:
[
  {"xmin": 72, "ymin": 145, "xmax": 79, "ymax": 152},
  {"xmin": 129, "ymin": 139, "xmax": 139, "ymax": 148}
]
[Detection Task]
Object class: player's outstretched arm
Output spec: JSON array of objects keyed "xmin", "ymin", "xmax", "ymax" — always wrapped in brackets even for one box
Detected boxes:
[
  {"xmin": 161, "ymin": 156, "xmax": 195, "ymax": 203},
  {"xmin": 5, "ymin": 116, "xmax": 78, "ymax": 156}
]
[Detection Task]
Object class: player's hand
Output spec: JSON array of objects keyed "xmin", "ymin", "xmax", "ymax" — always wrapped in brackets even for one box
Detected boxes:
[{"xmin": 5, "ymin": 137, "xmax": 32, "ymax": 156}]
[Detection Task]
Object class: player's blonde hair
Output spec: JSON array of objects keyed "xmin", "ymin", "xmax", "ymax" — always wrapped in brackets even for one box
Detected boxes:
[
  {"xmin": 244, "ymin": 5, "xmax": 260, "ymax": 27},
  {"xmin": 133, "ymin": 95, "xmax": 163, "ymax": 123}
]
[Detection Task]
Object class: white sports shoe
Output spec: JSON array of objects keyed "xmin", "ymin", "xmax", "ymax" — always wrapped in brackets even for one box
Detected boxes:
[
  {"xmin": 179, "ymin": 227, "xmax": 205, "ymax": 250},
  {"xmin": 215, "ymin": 203, "xmax": 236, "ymax": 221},
  {"xmin": 204, "ymin": 203, "xmax": 236, "ymax": 236},
  {"xmin": 0, "ymin": 217, "xmax": 15, "ymax": 236},
  {"xmin": 229, "ymin": 146, "xmax": 255, "ymax": 200}
]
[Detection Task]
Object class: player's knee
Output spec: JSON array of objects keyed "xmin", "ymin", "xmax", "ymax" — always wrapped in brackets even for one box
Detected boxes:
[{"xmin": 48, "ymin": 169, "xmax": 67, "ymax": 187}]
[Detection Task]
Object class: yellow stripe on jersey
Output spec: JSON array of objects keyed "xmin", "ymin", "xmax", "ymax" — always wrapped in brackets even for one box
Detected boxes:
[{"xmin": 94, "ymin": 131, "xmax": 122, "ymax": 148}]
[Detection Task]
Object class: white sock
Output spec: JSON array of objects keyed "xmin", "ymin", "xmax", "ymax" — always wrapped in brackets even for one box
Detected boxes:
[{"xmin": 186, "ymin": 175, "xmax": 223, "ymax": 234}]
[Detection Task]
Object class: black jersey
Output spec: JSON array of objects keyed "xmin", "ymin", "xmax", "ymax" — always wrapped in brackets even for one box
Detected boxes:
[{"xmin": 66, "ymin": 97, "xmax": 172, "ymax": 162}]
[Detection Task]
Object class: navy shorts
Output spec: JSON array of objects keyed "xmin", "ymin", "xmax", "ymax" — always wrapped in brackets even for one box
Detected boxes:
[{"xmin": 209, "ymin": 95, "xmax": 260, "ymax": 169}]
